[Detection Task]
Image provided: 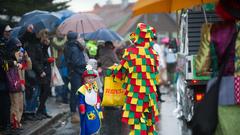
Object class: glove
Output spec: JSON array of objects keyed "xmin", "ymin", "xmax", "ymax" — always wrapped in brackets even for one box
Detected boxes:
[
  {"xmin": 19, "ymin": 79, "xmax": 26, "ymax": 85},
  {"xmin": 79, "ymin": 104, "xmax": 85, "ymax": 114},
  {"xmin": 47, "ymin": 57, "xmax": 55, "ymax": 63}
]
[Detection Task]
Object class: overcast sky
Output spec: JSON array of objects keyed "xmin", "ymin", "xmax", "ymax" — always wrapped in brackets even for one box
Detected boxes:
[{"xmin": 65, "ymin": 0, "xmax": 137, "ymax": 12}]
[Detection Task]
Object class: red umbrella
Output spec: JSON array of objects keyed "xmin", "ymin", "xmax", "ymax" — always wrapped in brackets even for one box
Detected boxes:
[{"xmin": 57, "ymin": 12, "xmax": 106, "ymax": 35}]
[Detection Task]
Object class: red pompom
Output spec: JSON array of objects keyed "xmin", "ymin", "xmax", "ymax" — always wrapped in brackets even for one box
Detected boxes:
[{"xmin": 47, "ymin": 57, "xmax": 55, "ymax": 63}]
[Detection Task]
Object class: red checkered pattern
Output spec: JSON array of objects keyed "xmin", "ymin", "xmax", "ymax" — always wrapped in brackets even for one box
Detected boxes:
[{"xmin": 234, "ymin": 76, "xmax": 240, "ymax": 104}]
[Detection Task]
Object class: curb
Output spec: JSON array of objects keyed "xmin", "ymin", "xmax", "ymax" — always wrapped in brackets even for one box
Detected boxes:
[{"xmin": 21, "ymin": 112, "xmax": 67, "ymax": 135}]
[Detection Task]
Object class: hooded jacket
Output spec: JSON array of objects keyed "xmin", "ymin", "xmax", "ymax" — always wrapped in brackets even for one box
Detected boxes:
[{"xmin": 64, "ymin": 32, "xmax": 86, "ymax": 75}]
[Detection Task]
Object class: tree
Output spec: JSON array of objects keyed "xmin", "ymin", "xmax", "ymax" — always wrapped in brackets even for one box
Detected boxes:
[{"xmin": 0, "ymin": 0, "xmax": 70, "ymax": 24}]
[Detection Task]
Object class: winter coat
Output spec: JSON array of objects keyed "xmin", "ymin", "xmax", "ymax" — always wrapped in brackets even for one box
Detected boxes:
[
  {"xmin": 64, "ymin": 32, "xmax": 86, "ymax": 76},
  {"xmin": 40, "ymin": 44, "xmax": 52, "ymax": 84}
]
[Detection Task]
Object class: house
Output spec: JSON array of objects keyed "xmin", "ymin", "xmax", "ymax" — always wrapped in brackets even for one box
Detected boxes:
[{"xmin": 90, "ymin": 0, "xmax": 177, "ymax": 39}]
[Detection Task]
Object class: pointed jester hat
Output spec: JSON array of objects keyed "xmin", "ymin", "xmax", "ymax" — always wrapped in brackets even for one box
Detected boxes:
[{"xmin": 129, "ymin": 23, "xmax": 156, "ymax": 48}]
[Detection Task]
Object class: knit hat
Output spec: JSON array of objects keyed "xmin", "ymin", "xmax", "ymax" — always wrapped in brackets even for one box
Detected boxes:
[
  {"xmin": 6, "ymin": 37, "xmax": 22, "ymax": 52},
  {"xmin": 82, "ymin": 65, "xmax": 97, "ymax": 78},
  {"xmin": 129, "ymin": 23, "xmax": 156, "ymax": 48},
  {"xmin": 4, "ymin": 25, "xmax": 12, "ymax": 32}
]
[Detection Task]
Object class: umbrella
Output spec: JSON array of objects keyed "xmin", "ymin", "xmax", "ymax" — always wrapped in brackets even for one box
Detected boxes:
[
  {"xmin": 56, "ymin": 9, "xmax": 75, "ymax": 20},
  {"xmin": 19, "ymin": 10, "xmax": 49, "ymax": 26},
  {"xmin": 132, "ymin": 0, "xmax": 218, "ymax": 16},
  {"xmin": 84, "ymin": 28, "xmax": 123, "ymax": 41},
  {"xmin": 10, "ymin": 26, "xmax": 22, "ymax": 38},
  {"xmin": 57, "ymin": 12, "xmax": 106, "ymax": 35},
  {"xmin": 22, "ymin": 14, "xmax": 61, "ymax": 33}
]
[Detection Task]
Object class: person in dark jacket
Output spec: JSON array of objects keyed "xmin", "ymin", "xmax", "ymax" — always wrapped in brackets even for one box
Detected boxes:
[
  {"xmin": 98, "ymin": 41, "xmax": 119, "ymax": 76},
  {"xmin": 0, "ymin": 32, "xmax": 11, "ymax": 133},
  {"xmin": 0, "ymin": 25, "xmax": 12, "ymax": 46},
  {"xmin": 19, "ymin": 25, "xmax": 53, "ymax": 120},
  {"xmin": 37, "ymin": 29, "xmax": 55, "ymax": 118},
  {"xmin": 64, "ymin": 32, "xmax": 86, "ymax": 123}
]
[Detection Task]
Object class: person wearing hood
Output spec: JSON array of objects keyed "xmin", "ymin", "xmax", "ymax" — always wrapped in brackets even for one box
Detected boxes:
[
  {"xmin": 5, "ymin": 37, "xmax": 31, "ymax": 130},
  {"xmin": 64, "ymin": 31, "xmax": 86, "ymax": 123},
  {"xmin": 109, "ymin": 23, "xmax": 160, "ymax": 134}
]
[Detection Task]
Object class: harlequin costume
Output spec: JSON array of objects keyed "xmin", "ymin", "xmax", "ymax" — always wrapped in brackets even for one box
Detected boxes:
[
  {"xmin": 194, "ymin": 0, "xmax": 240, "ymax": 134},
  {"xmin": 112, "ymin": 23, "xmax": 160, "ymax": 135},
  {"xmin": 77, "ymin": 66, "xmax": 103, "ymax": 135},
  {"xmin": 195, "ymin": 0, "xmax": 240, "ymax": 105}
]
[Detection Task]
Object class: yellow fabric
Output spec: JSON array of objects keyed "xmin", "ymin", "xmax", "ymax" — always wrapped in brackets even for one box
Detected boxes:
[
  {"xmin": 132, "ymin": 0, "xmax": 218, "ymax": 16},
  {"xmin": 77, "ymin": 81, "xmax": 98, "ymax": 95},
  {"xmin": 101, "ymin": 76, "xmax": 126, "ymax": 106},
  {"xmin": 128, "ymin": 118, "xmax": 135, "ymax": 125},
  {"xmin": 98, "ymin": 112, "xmax": 103, "ymax": 119},
  {"xmin": 195, "ymin": 23, "xmax": 212, "ymax": 75},
  {"xmin": 235, "ymin": 31, "xmax": 240, "ymax": 76}
]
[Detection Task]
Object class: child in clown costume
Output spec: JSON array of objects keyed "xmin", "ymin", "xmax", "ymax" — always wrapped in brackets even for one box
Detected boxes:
[
  {"xmin": 111, "ymin": 23, "xmax": 160, "ymax": 135},
  {"xmin": 77, "ymin": 65, "xmax": 103, "ymax": 135}
]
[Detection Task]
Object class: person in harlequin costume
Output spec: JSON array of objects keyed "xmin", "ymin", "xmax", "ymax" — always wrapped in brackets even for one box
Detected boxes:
[
  {"xmin": 195, "ymin": 0, "xmax": 240, "ymax": 133},
  {"xmin": 77, "ymin": 65, "xmax": 103, "ymax": 135},
  {"xmin": 112, "ymin": 23, "xmax": 160, "ymax": 135},
  {"xmin": 195, "ymin": 0, "xmax": 240, "ymax": 105}
]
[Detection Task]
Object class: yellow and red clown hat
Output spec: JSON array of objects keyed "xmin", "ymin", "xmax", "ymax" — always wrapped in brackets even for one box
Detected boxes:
[
  {"xmin": 82, "ymin": 65, "xmax": 97, "ymax": 78},
  {"xmin": 130, "ymin": 23, "xmax": 156, "ymax": 48}
]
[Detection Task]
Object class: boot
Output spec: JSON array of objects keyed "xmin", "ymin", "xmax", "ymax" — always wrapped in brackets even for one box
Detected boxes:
[{"xmin": 71, "ymin": 112, "xmax": 80, "ymax": 123}]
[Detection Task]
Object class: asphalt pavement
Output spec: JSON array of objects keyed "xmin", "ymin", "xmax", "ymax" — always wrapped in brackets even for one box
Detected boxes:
[{"xmin": 40, "ymin": 86, "xmax": 192, "ymax": 135}]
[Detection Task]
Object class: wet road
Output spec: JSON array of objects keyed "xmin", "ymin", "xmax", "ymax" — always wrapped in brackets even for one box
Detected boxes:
[{"xmin": 42, "ymin": 87, "xmax": 192, "ymax": 135}]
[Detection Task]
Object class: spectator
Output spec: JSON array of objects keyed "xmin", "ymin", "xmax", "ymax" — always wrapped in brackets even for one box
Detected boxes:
[
  {"xmin": 6, "ymin": 37, "xmax": 31, "ymax": 130},
  {"xmin": 0, "ymin": 28, "xmax": 11, "ymax": 133},
  {"xmin": 98, "ymin": 41, "xmax": 119, "ymax": 77},
  {"xmin": 37, "ymin": 29, "xmax": 54, "ymax": 119},
  {"xmin": 0, "ymin": 25, "xmax": 12, "ymax": 45},
  {"xmin": 18, "ymin": 25, "xmax": 43, "ymax": 120},
  {"xmin": 153, "ymin": 35, "xmax": 166, "ymax": 102},
  {"xmin": 87, "ymin": 59, "xmax": 103, "ymax": 99},
  {"xmin": 64, "ymin": 32, "xmax": 86, "ymax": 123}
]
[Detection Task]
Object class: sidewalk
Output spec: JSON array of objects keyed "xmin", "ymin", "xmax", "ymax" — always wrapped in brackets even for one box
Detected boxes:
[
  {"xmin": 20, "ymin": 97, "xmax": 69, "ymax": 135},
  {"xmin": 157, "ymin": 86, "xmax": 191, "ymax": 135}
]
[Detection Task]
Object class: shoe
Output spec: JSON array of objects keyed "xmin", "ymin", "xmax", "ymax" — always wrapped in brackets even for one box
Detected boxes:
[
  {"xmin": 71, "ymin": 113, "xmax": 80, "ymax": 123},
  {"xmin": 43, "ymin": 112, "xmax": 52, "ymax": 118},
  {"xmin": 36, "ymin": 113, "xmax": 47, "ymax": 120}
]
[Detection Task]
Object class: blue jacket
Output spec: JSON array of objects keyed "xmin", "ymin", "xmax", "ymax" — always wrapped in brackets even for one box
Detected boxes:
[{"xmin": 64, "ymin": 32, "xmax": 86, "ymax": 75}]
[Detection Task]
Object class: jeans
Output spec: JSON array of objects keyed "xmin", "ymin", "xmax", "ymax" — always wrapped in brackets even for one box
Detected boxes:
[
  {"xmin": 70, "ymin": 73, "xmax": 83, "ymax": 113},
  {"xmin": 25, "ymin": 85, "xmax": 40, "ymax": 113}
]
